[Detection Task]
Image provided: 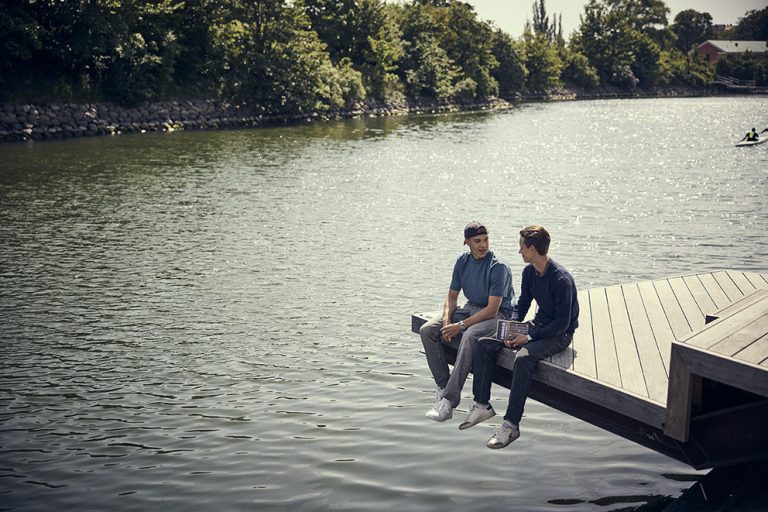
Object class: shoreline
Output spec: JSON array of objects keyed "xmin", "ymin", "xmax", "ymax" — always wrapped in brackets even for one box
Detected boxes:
[{"xmin": 0, "ymin": 85, "xmax": 756, "ymax": 144}]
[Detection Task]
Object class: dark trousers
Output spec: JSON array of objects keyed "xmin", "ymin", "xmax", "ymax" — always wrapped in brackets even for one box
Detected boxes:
[{"xmin": 472, "ymin": 333, "xmax": 572, "ymax": 424}]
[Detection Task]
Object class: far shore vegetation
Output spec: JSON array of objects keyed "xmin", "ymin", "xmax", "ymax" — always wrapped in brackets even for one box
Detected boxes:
[{"xmin": 1, "ymin": 0, "xmax": 767, "ymax": 111}]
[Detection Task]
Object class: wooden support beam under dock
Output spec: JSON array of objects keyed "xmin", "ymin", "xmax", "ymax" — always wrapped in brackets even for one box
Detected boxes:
[{"xmin": 411, "ymin": 270, "xmax": 768, "ymax": 470}]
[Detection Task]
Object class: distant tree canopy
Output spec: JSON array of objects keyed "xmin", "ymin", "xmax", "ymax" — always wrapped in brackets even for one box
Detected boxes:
[
  {"xmin": 671, "ymin": 9, "xmax": 713, "ymax": 52},
  {"xmin": 732, "ymin": 7, "xmax": 768, "ymax": 41},
  {"xmin": 0, "ymin": 0, "xmax": 762, "ymax": 108}
]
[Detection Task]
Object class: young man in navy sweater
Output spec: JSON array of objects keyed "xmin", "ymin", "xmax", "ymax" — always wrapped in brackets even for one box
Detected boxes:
[{"xmin": 458, "ymin": 225, "xmax": 579, "ymax": 448}]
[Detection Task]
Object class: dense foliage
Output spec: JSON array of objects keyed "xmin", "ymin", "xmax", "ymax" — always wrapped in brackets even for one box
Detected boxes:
[{"xmin": 0, "ymin": 0, "xmax": 763, "ymax": 108}]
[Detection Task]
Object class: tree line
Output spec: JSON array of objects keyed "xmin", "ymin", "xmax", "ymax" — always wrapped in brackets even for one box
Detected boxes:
[{"xmin": 1, "ymin": 0, "xmax": 766, "ymax": 110}]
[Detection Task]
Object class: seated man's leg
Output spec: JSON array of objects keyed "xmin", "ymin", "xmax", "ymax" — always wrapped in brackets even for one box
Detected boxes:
[
  {"xmin": 419, "ymin": 316, "xmax": 450, "ymax": 389},
  {"xmin": 472, "ymin": 337, "xmax": 505, "ymax": 405},
  {"xmin": 504, "ymin": 333, "xmax": 572, "ymax": 425},
  {"xmin": 442, "ymin": 316, "xmax": 498, "ymax": 407}
]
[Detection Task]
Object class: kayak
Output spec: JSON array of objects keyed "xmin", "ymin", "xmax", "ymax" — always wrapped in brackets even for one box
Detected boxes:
[{"xmin": 735, "ymin": 137, "xmax": 767, "ymax": 147}]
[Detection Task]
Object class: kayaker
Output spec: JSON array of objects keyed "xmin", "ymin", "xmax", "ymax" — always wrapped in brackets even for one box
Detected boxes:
[{"xmin": 743, "ymin": 128, "xmax": 759, "ymax": 141}]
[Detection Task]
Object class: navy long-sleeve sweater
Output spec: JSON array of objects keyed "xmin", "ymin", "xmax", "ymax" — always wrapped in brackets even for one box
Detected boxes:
[{"xmin": 512, "ymin": 259, "xmax": 579, "ymax": 340}]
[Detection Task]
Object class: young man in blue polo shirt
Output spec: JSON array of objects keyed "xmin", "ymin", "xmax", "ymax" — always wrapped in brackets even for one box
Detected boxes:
[
  {"xmin": 459, "ymin": 225, "xmax": 578, "ymax": 448},
  {"xmin": 420, "ymin": 221, "xmax": 516, "ymax": 422}
]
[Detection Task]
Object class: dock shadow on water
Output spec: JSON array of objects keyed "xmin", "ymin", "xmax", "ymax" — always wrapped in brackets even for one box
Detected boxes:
[{"xmin": 1, "ymin": 96, "xmax": 766, "ymax": 511}]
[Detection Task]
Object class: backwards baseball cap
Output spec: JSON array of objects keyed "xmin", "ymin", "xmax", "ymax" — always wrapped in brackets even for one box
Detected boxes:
[{"xmin": 463, "ymin": 221, "xmax": 488, "ymax": 240}]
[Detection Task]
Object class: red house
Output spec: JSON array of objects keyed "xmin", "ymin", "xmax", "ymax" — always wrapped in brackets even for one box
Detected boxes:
[{"xmin": 696, "ymin": 40, "xmax": 768, "ymax": 63}]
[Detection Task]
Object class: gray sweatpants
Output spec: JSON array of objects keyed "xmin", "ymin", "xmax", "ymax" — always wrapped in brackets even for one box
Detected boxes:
[{"xmin": 419, "ymin": 303, "xmax": 506, "ymax": 407}]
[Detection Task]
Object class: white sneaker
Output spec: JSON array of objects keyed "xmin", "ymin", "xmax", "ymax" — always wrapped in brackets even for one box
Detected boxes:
[
  {"xmin": 458, "ymin": 403, "xmax": 496, "ymax": 430},
  {"xmin": 431, "ymin": 387, "xmax": 445, "ymax": 408},
  {"xmin": 425, "ymin": 397, "xmax": 453, "ymax": 422},
  {"xmin": 486, "ymin": 422, "xmax": 520, "ymax": 449}
]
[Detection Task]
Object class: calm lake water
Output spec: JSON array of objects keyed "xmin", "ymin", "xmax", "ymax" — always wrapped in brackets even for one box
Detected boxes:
[{"xmin": 1, "ymin": 96, "xmax": 767, "ymax": 511}]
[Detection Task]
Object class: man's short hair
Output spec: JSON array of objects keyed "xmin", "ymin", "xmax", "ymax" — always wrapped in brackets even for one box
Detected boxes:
[
  {"xmin": 464, "ymin": 221, "xmax": 488, "ymax": 239},
  {"xmin": 520, "ymin": 225, "xmax": 550, "ymax": 255}
]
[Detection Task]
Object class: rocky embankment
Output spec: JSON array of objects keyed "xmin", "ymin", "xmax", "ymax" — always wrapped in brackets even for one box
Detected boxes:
[
  {"xmin": 0, "ymin": 98, "xmax": 512, "ymax": 143},
  {"xmin": 0, "ymin": 86, "xmax": 716, "ymax": 144}
]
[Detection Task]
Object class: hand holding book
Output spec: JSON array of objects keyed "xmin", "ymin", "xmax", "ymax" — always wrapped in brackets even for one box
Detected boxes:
[{"xmin": 496, "ymin": 319, "xmax": 529, "ymax": 341}]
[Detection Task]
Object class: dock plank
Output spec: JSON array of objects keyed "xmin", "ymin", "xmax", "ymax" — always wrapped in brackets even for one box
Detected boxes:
[
  {"xmin": 623, "ymin": 283, "xmax": 669, "ymax": 403},
  {"xmin": 733, "ymin": 333, "xmax": 768, "ymax": 366},
  {"xmin": 712, "ymin": 270, "xmax": 743, "ymax": 302},
  {"xmin": 668, "ymin": 277, "xmax": 706, "ymax": 332},
  {"xmin": 710, "ymin": 287, "xmax": 768, "ymax": 319},
  {"xmin": 549, "ymin": 345, "xmax": 575, "ymax": 369},
  {"xmin": 606, "ymin": 285, "xmax": 647, "ymax": 397},
  {"xmin": 683, "ymin": 274, "xmax": 717, "ymax": 317},
  {"xmin": 743, "ymin": 272, "xmax": 768, "ymax": 289},
  {"xmin": 709, "ymin": 307, "xmax": 768, "ymax": 358},
  {"xmin": 590, "ymin": 287, "xmax": 622, "ymax": 387},
  {"xmin": 727, "ymin": 270, "xmax": 757, "ymax": 295},
  {"xmin": 533, "ymin": 361, "xmax": 667, "ymax": 428},
  {"xmin": 637, "ymin": 281, "xmax": 674, "ymax": 372},
  {"xmin": 685, "ymin": 292, "xmax": 768, "ymax": 350},
  {"xmin": 572, "ymin": 288, "xmax": 597, "ymax": 378},
  {"xmin": 654, "ymin": 279, "xmax": 693, "ymax": 339},
  {"xmin": 698, "ymin": 272, "xmax": 732, "ymax": 310}
]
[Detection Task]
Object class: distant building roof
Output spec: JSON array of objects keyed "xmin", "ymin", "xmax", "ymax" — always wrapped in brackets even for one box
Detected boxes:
[{"xmin": 699, "ymin": 40, "xmax": 768, "ymax": 54}]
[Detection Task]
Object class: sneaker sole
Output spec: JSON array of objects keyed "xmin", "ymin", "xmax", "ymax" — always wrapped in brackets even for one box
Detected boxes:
[
  {"xmin": 486, "ymin": 433, "xmax": 519, "ymax": 449},
  {"xmin": 458, "ymin": 411, "xmax": 495, "ymax": 430},
  {"xmin": 426, "ymin": 412, "xmax": 452, "ymax": 422}
]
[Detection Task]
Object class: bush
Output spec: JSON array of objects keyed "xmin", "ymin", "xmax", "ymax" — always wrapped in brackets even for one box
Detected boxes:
[
  {"xmin": 335, "ymin": 58, "xmax": 367, "ymax": 108},
  {"xmin": 562, "ymin": 50, "xmax": 600, "ymax": 89},
  {"xmin": 453, "ymin": 77, "xmax": 477, "ymax": 101}
]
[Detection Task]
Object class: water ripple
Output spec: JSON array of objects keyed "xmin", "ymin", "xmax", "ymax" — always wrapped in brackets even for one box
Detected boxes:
[{"xmin": 2, "ymin": 97, "xmax": 765, "ymax": 511}]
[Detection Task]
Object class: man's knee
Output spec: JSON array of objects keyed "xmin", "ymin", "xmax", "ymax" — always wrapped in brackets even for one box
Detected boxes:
[
  {"xmin": 420, "ymin": 319, "xmax": 441, "ymax": 342},
  {"xmin": 513, "ymin": 347, "xmax": 537, "ymax": 370},
  {"xmin": 514, "ymin": 346, "xmax": 533, "ymax": 365},
  {"xmin": 474, "ymin": 337, "xmax": 500, "ymax": 357},
  {"xmin": 463, "ymin": 323, "xmax": 492, "ymax": 343}
]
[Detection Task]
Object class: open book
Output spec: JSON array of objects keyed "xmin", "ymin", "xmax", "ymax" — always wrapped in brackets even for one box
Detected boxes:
[{"xmin": 496, "ymin": 319, "xmax": 529, "ymax": 340}]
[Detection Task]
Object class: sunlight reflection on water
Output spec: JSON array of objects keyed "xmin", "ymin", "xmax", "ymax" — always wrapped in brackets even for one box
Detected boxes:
[{"xmin": 1, "ymin": 96, "xmax": 766, "ymax": 511}]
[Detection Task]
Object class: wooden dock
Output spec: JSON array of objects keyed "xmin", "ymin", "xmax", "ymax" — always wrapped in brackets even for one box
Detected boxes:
[{"xmin": 411, "ymin": 270, "xmax": 768, "ymax": 470}]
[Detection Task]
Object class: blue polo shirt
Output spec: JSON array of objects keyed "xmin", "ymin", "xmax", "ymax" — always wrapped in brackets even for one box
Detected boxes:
[{"xmin": 450, "ymin": 250, "xmax": 515, "ymax": 317}]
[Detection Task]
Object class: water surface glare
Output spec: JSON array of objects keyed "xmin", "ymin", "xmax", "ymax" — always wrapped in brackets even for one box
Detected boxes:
[{"xmin": 1, "ymin": 96, "xmax": 767, "ymax": 511}]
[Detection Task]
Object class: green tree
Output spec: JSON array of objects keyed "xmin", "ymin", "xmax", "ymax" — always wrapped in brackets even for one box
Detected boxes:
[
  {"xmin": 437, "ymin": 1, "xmax": 499, "ymax": 98},
  {"xmin": 657, "ymin": 49, "xmax": 713, "ymax": 86},
  {"xmin": 605, "ymin": 0, "xmax": 674, "ymax": 49},
  {"xmin": 360, "ymin": 0, "xmax": 404, "ymax": 99},
  {"xmin": 716, "ymin": 53, "xmax": 768, "ymax": 86},
  {"xmin": 532, "ymin": 0, "xmax": 563, "ymax": 44},
  {"xmin": 170, "ymin": 0, "xmax": 229, "ymax": 97},
  {"xmin": 490, "ymin": 29, "xmax": 527, "ymax": 97},
  {"xmin": 629, "ymin": 30, "xmax": 660, "ymax": 86},
  {"xmin": 101, "ymin": 1, "xmax": 184, "ymax": 104},
  {"xmin": 733, "ymin": 7, "xmax": 768, "ymax": 40},
  {"xmin": 573, "ymin": 0, "xmax": 636, "ymax": 87},
  {"xmin": 605, "ymin": 0, "xmax": 669, "ymax": 33},
  {"xmin": 364, "ymin": 3, "xmax": 405, "ymax": 100},
  {"xmin": 561, "ymin": 46, "xmax": 600, "ymax": 88},
  {"xmin": 523, "ymin": 32, "xmax": 563, "ymax": 92},
  {"xmin": 209, "ymin": 0, "xmax": 363, "ymax": 113},
  {"xmin": 0, "ymin": 1, "xmax": 43, "ymax": 98},
  {"xmin": 403, "ymin": 35, "xmax": 461, "ymax": 99},
  {"xmin": 398, "ymin": 1, "xmax": 500, "ymax": 100},
  {"xmin": 14, "ymin": 0, "xmax": 185, "ymax": 104},
  {"xmin": 671, "ymin": 9, "xmax": 713, "ymax": 52},
  {"xmin": 574, "ymin": 0, "xmax": 675, "ymax": 88},
  {"xmin": 305, "ymin": 0, "xmax": 405, "ymax": 101}
]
